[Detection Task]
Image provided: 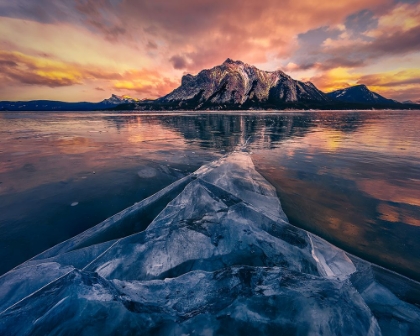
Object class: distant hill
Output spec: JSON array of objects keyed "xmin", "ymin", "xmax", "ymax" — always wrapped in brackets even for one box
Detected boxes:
[
  {"xmin": 2, "ymin": 62, "xmax": 419, "ymax": 111},
  {"xmin": 326, "ymin": 85, "xmax": 397, "ymax": 105},
  {"xmin": 101, "ymin": 94, "xmax": 140, "ymax": 105},
  {"xmin": 403, "ymin": 99, "xmax": 420, "ymax": 104},
  {"xmin": 0, "ymin": 94, "xmax": 139, "ymax": 111}
]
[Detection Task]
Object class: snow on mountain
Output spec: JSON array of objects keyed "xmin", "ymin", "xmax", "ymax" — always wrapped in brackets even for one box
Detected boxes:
[
  {"xmin": 100, "ymin": 94, "xmax": 140, "ymax": 105},
  {"xmin": 326, "ymin": 85, "xmax": 396, "ymax": 104},
  {"xmin": 157, "ymin": 58, "xmax": 329, "ymax": 108}
]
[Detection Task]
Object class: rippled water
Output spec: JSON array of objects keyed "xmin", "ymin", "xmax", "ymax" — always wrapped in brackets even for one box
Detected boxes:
[{"xmin": 0, "ymin": 111, "xmax": 419, "ymax": 280}]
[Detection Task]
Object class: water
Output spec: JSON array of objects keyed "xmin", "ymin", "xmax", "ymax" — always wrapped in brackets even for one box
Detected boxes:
[{"xmin": 0, "ymin": 111, "xmax": 419, "ymax": 280}]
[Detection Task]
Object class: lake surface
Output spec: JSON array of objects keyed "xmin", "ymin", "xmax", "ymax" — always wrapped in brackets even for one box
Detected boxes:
[{"xmin": 0, "ymin": 111, "xmax": 419, "ymax": 281}]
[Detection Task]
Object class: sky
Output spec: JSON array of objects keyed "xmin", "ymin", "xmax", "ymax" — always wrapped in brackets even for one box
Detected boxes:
[{"xmin": 0, "ymin": 0, "xmax": 419, "ymax": 102}]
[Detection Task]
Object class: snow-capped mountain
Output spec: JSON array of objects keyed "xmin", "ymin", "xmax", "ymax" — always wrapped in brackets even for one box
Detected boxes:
[
  {"xmin": 100, "ymin": 94, "xmax": 140, "ymax": 105},
  {"xmin": 326, "ymin": 85, "xmax": 396, "ymax": 104},
  {"xmin": 1, "ymin": 62, "xmax": 417, "ymax": 111},
  {"xmin": 157, "ymin": 59, "xmax": 329, "ymax": 109}
]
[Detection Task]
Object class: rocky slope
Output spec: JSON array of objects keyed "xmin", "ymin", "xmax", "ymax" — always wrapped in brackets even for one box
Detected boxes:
[
  {"xmin": 156, "ymin": 59, "xmax": 329, "ymax": 109},
  {"xmin": 0, "ymin": 152, "xmax": 419, "ymax": 335}
]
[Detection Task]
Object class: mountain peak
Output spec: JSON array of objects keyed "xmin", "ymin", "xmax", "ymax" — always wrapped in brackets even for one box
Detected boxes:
[
  {"xmin": 102, "ymin": 94, "xmax": 140, "ymax": 105},
  {"xmin": 326, "ymin": 85, "xmax": 395, "ymax": 104},
  {"xmin": 158, "ymin": 60, "xmax": 328, "ymax": 108},
  {"xmin": 223, "ymin": 58, "xmax": 243, "ymax": 65},
  {"xmin": 353, "ymin": 84, "xmax": 368, "ymax": 90}
]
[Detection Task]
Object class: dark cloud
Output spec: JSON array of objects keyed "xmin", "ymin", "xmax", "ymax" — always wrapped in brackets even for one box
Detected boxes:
[
  {"xmin": 362, "ymin": 25, "xmax": 420, "ymax": 55},
  {"xmin": 146, "ymin": 40, "xmax": 158, "ymax": 49},
  {"xmin": 0, "ymin": 1, "xmax": 75, "ymax": 23},
  {"xmin": 394, "ymin": 0, "xmax": 420, "ymax": 3},
  {"xmin": 74, "ymin": 0, "xmax": 126, "ymax": 41},
  {"xmin": 293, "ymin": 26, "xmax": 360, "ymax": 71},
  {"xmin": 323, "ymin": 24, "xmax": 420, "ymax": 69},
  {"xmin": 1, "ymin": 0, "xmax": 389, "ymax": 72},
  {"xmin": 297, "ymin": 26, "xmax": 342, "ymax": 47},
  {"xmin": 2, "ymin": 0, "xmax": 419, "ymax": 101},
  {"xmin": 0, "ymin": 1, "xmax": 126, "ymax": 41},
  {"xmin": 292, "ymin": 20, "xmax": 420, "ymax": 71},
  {"xmin": 0, "ymin": 60, "xmax": 18, "ymax": 67},
  {"xmin": 169, "ymin": 55, "xmax": 189, "ymax": 70},
  {"xmin": 9, "ymin": 73, "xmax": 80, "ymax": 87},
  {"xmin": 298, "ymin": 58, "xmax": 366, "ymax": 71},
  {"xmin": 344, "ymin": 10, "xmax": 378, "ymax": 36}
]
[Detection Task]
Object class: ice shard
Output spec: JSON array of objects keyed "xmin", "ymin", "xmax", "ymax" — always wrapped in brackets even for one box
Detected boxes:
[{"xmin": 0, "ymin": 152, "xmax": 419, "ymax": 335}]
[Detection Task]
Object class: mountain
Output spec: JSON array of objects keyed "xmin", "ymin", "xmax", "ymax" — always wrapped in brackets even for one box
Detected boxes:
[
  {"xmin": 326, "ymin": 85, "xmax": 396, "ymax": 105},
  {"xmin": 101, "ymin": 94, "xmax": 139, "ymax": 105},
  {"xmin": 154, "ymin": 59, "xmax": 329, "ymax": 110},
  {"xmin": 403, "ymin": 99, "xmax": 420, "ymax": 104},
  {"xmin": 0, "ymin": 94, "xmax": 140, "ymax": 111},
  {"xmin": 1, "ymin": 61, "xmax": 419, "ymax": 111},
  {"xmin": 121, "ymin": 60, "xmax": 418, "ymax": 110}
]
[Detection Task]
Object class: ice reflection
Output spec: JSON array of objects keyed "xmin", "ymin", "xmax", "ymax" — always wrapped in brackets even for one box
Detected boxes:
[
  {"xmin": 0, "ymin": 111, "xmax": 419, "ymax": 281},
  {"xmin": 246, "ymin": 111, "xmax": 420, "ymax": 280},
  {"xmin": 0, "ymin": 112, "xmax": 219, "ymax": 275}
]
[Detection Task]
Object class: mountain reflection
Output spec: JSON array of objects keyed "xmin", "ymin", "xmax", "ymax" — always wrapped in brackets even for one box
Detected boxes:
[
  {"xmin": 1, "ymin": 111, "xmax": 419, "ymax": 282},
  {"xmin": 103, "ymin": 111, "xmax": 420, "ymax": 280},
  {"xmin": 104, "ymin": 112, "xmax": 366, "ymax": 151}
]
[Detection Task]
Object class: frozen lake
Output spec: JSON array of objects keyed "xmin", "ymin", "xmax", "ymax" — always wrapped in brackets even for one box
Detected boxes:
[{"xmin": 0, "ymin": 110, "xmax": 419, "ymax": 280}]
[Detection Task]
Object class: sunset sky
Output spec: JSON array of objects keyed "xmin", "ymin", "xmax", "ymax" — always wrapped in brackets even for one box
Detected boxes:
[{"xmin": 0, "ymin": 0, "xmax": 419, "ymax": 102}]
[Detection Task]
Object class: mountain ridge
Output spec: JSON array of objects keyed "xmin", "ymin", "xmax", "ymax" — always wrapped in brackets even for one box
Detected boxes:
[
  {"xmin": 1, "ymin": 60, "xmax": 419, "ymax": 111},
  {"xmin": 124, "ymin": 60, "xmax": 420, "ymax": 111},
  {"xmin": 0, "ymin": 94, "xmax": 141, "ymax": 111},
  {"xmin": 326, "ymin": 84, "xmax": 397, "ymax": 105},
  {"xmin": 156, "ymin": 58, "xmax": 329, "ymax": 109}
]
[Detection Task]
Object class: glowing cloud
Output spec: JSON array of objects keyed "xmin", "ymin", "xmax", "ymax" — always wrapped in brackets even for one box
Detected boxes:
[{"xmin": 0, "ymin": 0, "xmax": 419, "ymax": 101}]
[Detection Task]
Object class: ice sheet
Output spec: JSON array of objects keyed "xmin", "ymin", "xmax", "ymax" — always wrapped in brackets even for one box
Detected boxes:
[{"xmin": 1, "ymin": 152, "xmax": 419, "ymax": 335}]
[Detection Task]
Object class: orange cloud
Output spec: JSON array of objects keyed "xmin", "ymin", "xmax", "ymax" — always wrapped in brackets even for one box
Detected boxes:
[
  {"xmin": 53, "ymin": 0, "xmax": 385, "ymax": 73},
  {"xmin": 306, "ymin": 68, "xmax": 361, "ymax": 92},
  {"xmin": 357, "ymin": 69, "xmax": 420, "ymax": 101},
  {"xmin": 1, "ymin": 0, "xmax": 420, "ymax": 101},
  {"xmin": 0, "ymin": 49, "xmax": 178, "ymax": 99},
  {"xmin": 113, "ymin": 70, "xmax": 178, "ymax": 98},
  {"xmin": 0, "ymin": 50, "xmax": 126, "ymax": 88},
  {"xmin": 0, "ymin": 51, "xmax": 87, "ymax": 87},
  {"xmin": 304, "ymin": 66, "xmax": 420, "ymax": 101}
]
